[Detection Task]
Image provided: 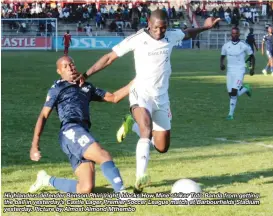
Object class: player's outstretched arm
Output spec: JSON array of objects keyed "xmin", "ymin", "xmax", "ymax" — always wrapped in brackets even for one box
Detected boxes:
[
  {"xmin": 183, "ymin": 17, "xmax": 221, "ymax": 40},
  {"xmin": 103, "ymin": 80, "xmax": 134, "ymax": 103},
  {"xmin": 30, "ymin": 107, "xmax": 53, "ymax": 161},
  {"xmin": 75, "ymin": 51, "xmax": 119, "ymax": 83}
]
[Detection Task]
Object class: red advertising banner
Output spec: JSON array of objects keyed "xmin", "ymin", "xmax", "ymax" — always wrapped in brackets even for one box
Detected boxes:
[{"xmin": 1, "ymin": 37, "xmax": 51, "ymax": 50}]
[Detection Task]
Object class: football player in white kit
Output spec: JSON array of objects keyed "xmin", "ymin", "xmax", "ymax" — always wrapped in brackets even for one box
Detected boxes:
[
  {"xmin": 220, "ymin": 27, "xmax": 255, "ymax": 120},
  {"xmin": 76, "ymin": 10, "xmax": 220, "ymax": 193}
]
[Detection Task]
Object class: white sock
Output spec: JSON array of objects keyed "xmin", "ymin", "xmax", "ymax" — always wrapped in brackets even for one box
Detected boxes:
[
  {"xmin": 238, "ymin": 87, "xmax": 247, "ymax": 96},
  {"xmin": 229, "ymin": 96, "xmax": 237, "ymax": 116},
  {"xmin": 132, "ymin": 123, "xmax": 155, "ymax": 146},
  {"xmin": 136, "ymin": 138, "xmax": 150, "ymax": 178}
]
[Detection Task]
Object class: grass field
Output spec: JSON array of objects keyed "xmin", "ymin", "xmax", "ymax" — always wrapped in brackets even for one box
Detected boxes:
[{"xmin": 1, "ymin": 50, "xmax": 273, "ymax": 216}]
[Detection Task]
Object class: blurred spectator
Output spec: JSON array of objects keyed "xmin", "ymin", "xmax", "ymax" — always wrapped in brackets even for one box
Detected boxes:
[
  {"xmin": 117, "ymin": 24, "xmax": 124, "ymax": 36},
  {"xmin": 177, "ymin": 6, "xmax": 184, "ymax": 19},
  {"xmin": 211, "ymin": 7, "xmax": 218, "ymax": 17},
  {"xmin": 95, "ymin": 12, "xmax": 102, "ymax": 30},
  {"xmin": 172, "ymin": 6, "xmax": 176, "ymax": 19},
  {"xmin": 226, "ymin": 7, "xmax": 232, "ymax": 14},
  {"xmin": 84, "ymin": 23, "xmax": 92, "ymax": 36},
  {"xmin": 231, "ymin": 14, "xmax": 239, "ymax": 28},
  {"xmin": 253, "ymin": 11, "xmax": 259, "ymax": 24},
  {"xmin": 219, "ymin": 6, "xmax": 224, "ymax": 19},
  {"xmin": 195, "ymin": 5, "xmax": 202, "ymax": 16},
  {"xmin": 101, "ymin": 6, "xmax": 108, "ymax": 18},
  {"xmin": 83, "ymin": 7, "xmax": 89, "ymax": 22},
  {"xmin": 262, "ymin": 2, "xmax": 267, "ymax": 16},
  {"xmin": 63, "ymin": 6, "xmax": 70, "ymax": 22},
  {"xmin": 224, "ymin": 11, "xmax": 231, "ymax": 24},
  {"xmin": 77, "ymin": 21, "xmax": 83, "ymax": 32},
  {"xmin": 20, "ymin": 21, "xmax": 27, "ymax": 33},
  {"xmin": 109, "ymin": 20, "xmax": 117, "ymax": 32},
  {"xmin": 140, "ymin": 13, "xmax": 147, "ymax": 27},
  {"xmin": 109, "ymin": 6, "xmax": 115, "ymax": 19}
]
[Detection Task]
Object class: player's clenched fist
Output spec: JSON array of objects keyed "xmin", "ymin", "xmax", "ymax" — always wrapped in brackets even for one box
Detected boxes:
[{"xmin": 30, "ymin": 147, "xmax": 41, "ymax": 161}]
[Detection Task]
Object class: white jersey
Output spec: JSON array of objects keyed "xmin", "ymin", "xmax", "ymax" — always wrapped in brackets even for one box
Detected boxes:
[
  {"xmin": 221, "ymin": 40, "xmax": 253, "ymax": 73},
  {"xmin": 112, "ymin": 28, "xmax": 185, "ymax": 96}
]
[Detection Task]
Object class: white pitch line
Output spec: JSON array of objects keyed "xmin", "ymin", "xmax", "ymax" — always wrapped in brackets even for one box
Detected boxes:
[
  {"xmin": 215, "ymin": 138, "xmax": 273, "ymax": 149},
  {"xmin": 256, "ymin": 143, "xmax": 273, "ymax": 149}
]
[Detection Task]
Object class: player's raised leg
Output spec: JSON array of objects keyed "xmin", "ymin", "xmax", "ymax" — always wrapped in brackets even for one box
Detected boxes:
[{"xmin": 131, "ymin": 106, "xmax": 152, "ymax": 193}]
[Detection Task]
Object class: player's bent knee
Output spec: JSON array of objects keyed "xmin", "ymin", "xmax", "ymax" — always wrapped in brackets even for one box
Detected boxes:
[
  {"xmin": 83, "ymin": 142, "xmax": 113, "ymax": 164},
  {"xmin": 156, "ymin": 146, "xmax": 169, "ymax": 153}
]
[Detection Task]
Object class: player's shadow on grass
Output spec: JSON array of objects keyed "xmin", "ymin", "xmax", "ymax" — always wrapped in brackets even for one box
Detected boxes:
[
  {"xmin": 152, "ymin": 149, "xmax": 268, "ymax": 163},
  {"xmin": 150, "ymin": 168, "xmax": 273, "ymax": 192}
]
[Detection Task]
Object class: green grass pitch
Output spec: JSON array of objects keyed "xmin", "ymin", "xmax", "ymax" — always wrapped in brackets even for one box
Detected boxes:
[{"xmin": 1, "ymin": 50, "xmax": 273, "ymax": 216}]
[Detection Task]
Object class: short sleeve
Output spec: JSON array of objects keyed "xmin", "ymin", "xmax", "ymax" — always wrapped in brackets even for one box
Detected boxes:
[
  {"xmin": 89, "ymin": 84, "xmax": 107, "ymax": 102},
  {"xmin": 44, "ymin": 85, "xmax": 59, "ymax": 108},
  {"xmin": 170, "ymin": 29, "xmax": 185, "ymax": 42},
  {"xmin": 112, "ymin": 34, "xmax": 137, "ymax": 57},
  {"xmin": 221, "ymin": 44, "xmax": 227, "ymax": 55},
  {"xmin": 245, "ymin": 43, "xmax": 253, "ymax": 55}
]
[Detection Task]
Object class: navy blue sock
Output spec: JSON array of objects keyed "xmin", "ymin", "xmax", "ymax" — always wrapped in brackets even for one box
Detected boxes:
[
  {"xmin": 49, "ymin": 177, "xmax": 77, "ymax": 193},
  {"xmin": 101, "ymin": 161, "xmax": 124, "ymax": 192}
]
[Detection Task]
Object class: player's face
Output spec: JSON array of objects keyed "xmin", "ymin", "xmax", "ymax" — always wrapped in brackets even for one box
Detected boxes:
[
  {"xmin": 57, "ymin": 59, "xmax": 78, "ymax": 82},
  {"xmin": 268, "ymin": 27, "xmax": 272, "ymax": 34},
  {"xmin": 231, "ymin": 29, "xmax": 240, "ymax": 41},
  {"xmin": 149, "ymin": 18, "xmax": 167, "ymax": 40}
]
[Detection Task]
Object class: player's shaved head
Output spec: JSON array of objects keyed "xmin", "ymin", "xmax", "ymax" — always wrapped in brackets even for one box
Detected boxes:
[
  {"xmin": 148, "ymin": 9, "xmax": 168, "ymax": 40},
  {"xmin": 56, "ymin": 56, "xmax": 78, "ymax": 82},
  {"xmin": 150, "ymin": 9, "xmax": 168, "ymax": 22},
  {"xmin": 56, "ymin": 56, "xmax": 74, "ymax": 69}
]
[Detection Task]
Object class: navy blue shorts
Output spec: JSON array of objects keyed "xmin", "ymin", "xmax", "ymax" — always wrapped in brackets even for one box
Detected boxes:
[
  {"xmin": 59, "ymin": 123, "xmax": 96, "ymax": 171},
  {"xmin": 266, "ymin": 50, "xmax": 273, "ymax": 59}
]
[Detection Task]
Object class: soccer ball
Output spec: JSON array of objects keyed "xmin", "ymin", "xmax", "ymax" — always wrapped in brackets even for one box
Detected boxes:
[{"xmin": 171, "ymin": 179, "xmax": 202, "ymax": 204}]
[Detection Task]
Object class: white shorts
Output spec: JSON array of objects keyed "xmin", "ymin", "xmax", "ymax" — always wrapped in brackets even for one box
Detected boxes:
[
  {"xmin": 129, "ymin": 87, "xmax": 172, "ymax": 131},
  {"xmin": 226, "ymin": 72, "xmax": 244, "ymax": 92}
]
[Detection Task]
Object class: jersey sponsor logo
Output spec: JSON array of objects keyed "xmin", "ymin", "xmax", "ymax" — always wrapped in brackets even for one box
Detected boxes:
[{"xmin": 148, "ymin": 49, "xmax": 168, "ymax": 56}]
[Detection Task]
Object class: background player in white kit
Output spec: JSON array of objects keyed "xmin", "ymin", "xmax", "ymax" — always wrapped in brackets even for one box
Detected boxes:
[
  {"xmin": 75, "ymin": 10, "xmax": 220, "ymax": 193},
  {"xmin": 220, "ymin": 27, "xmax": 255, "ymax": 120}
]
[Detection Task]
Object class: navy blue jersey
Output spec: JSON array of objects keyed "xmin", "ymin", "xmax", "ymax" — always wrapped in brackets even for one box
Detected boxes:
[
  {"xmin": 263, "ymin": 34, "xmax": 273, "ymax": 51},
  {"xmin": 44, "ymin": 80, "xmax": 106, "ymax": 130}
]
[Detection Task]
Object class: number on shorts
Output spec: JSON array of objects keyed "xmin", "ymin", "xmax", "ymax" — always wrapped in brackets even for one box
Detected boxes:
[{"xmin": 78, "ymin": 135, "xmax": 90, "ymax": 147}]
